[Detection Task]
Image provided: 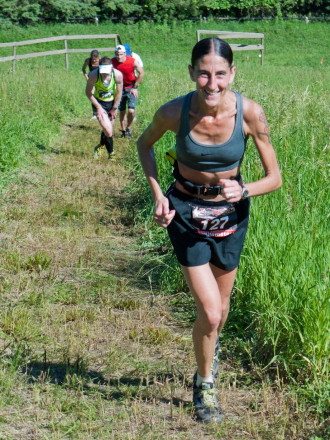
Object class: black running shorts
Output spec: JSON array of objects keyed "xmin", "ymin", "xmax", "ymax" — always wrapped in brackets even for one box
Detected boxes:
[
  {"xmin": 92, "ymin": 98, "xmax": 115, "ymax": 115},
  {"xmin": 166, "ymin": 185, "xmax": 250, "ymax": 271}
]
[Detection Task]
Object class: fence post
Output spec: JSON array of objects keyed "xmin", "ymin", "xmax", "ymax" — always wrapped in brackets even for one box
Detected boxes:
[
  {"xmin": 12, "ymin": 46, "xmax": 16, "ymax": 72},
  {"xmin": 64, "ymin": 39, "xmax": 69, "ymax": 70}
]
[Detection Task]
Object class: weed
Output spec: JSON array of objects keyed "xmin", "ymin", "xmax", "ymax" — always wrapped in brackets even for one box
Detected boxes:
[
  {"xmin": 113, "ymin": 299, "xmax": 141, "ymax": 310},
  {"xmin": 143, "ymin": 326, "xmax": 172, "ymax": 345},
  {"xmin": 23, "ymin": 252, "xmax": 52, "ymax": 272}
]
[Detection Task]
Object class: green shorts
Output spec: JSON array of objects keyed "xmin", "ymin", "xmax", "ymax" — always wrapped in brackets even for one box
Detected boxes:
[{"xmin": 166, "ymin": 185, "xmax": 250, "ymax": 270}]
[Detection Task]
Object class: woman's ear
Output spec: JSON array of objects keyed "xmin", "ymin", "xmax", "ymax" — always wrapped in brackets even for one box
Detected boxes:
[
  {"xmin": 188, "ymin": 64, "xmax": 195, "ymax": 81},
  {"xmin": 229, "ymin": 65, "xmax": 236, "ymax": 85}
]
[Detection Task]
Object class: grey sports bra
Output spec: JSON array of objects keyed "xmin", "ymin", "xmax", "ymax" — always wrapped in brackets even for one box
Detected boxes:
[{"xmin": 175, "ymin": 91, "xmax": 247, "ymax": 172}]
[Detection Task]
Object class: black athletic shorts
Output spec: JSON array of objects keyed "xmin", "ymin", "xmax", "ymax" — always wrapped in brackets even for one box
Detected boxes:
[
  {"xmin": 92, "ymin": 99, "xmax": 114, "ymax": 115},
  {"xmin": 166, "ymin": 184, "xmax": 250, "ymax": 271}
]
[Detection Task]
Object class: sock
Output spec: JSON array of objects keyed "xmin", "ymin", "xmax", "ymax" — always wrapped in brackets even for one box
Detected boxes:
[
  {"xmin": 100, "ymin": 132, "xmax": 106, "ymax": 145},
  {"xmin": 104, "ymin": 136, "xmax": 113, "ymax": 154},
  {"xmin": 196, "ymin": 371, "xmax": 213, "ymax": 387}
]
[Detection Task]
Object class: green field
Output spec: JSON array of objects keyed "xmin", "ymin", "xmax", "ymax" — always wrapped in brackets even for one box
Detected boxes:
[{"xmin": 0, "ymin": 19, "xmax": 329, "ymax": 439}]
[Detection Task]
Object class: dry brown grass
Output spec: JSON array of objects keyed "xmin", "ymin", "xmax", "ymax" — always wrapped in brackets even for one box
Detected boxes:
[{"xmin": 0, "ymin": 117, "xmax": 324, "ymax": 440}]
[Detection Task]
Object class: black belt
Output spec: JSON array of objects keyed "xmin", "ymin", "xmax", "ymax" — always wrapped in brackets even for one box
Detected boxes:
[{"xmin": 173, "ymin": 164, "xmax": 242, "ymax": 196}]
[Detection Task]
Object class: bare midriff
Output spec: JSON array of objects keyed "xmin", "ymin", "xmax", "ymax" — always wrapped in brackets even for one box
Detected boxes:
[{"xmin": 175, "ymin": 161, "xmax": 239, "ymax": 201}]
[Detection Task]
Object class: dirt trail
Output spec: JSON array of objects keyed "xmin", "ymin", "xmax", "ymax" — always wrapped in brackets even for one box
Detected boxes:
[{"xmin": 0, "ymin": 118, "xmax": 317, "ymax": 440}]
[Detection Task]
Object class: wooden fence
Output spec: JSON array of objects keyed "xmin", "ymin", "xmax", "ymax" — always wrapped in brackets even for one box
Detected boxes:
[
  {"xmin": 0, "ymin": 34, "xmax": 122, "ymax": 72},
  {"xmin": 197, "ymin": 30, "xmax": 264, "ymax": 64}
]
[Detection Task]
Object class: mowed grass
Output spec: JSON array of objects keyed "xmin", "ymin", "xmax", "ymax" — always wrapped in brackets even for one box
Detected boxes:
[
  {"xmin": 0, "ymin": 108, "xmax": 325, "ymax": 440},
  {"xmin": 0, "ymin": 19, "xmax": 329, "ymax": 439}
]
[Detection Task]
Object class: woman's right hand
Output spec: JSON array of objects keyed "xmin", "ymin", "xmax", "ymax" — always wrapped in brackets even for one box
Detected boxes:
[{"xmin": 153, "ymin": 196, "xmax": 176, "ymax": 228}]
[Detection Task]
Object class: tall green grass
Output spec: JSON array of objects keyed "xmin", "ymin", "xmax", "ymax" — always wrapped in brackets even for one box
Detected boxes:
[
  {"xmin": 0, "ymin": 19, "xmax": 328, "ymax": 416},
  {"xmin": 0, "ymin": 65, "xmax": 87, "ymax": 190}
]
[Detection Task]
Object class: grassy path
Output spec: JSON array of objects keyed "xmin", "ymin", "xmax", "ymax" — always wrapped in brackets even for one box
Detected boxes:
[{"xmin": 0, "ymin": 117, "xmax": 321, "ymax": 439}]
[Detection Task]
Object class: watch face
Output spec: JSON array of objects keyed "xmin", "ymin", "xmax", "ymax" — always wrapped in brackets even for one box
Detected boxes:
[{"xmin": 242, "ymin": 187, "xmax": 248, "ymax": 198}]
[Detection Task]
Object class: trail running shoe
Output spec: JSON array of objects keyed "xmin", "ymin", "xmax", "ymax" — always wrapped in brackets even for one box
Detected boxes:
[
  {"xmin": 108, "ymin": 151, "xmax": 116, "ymax": 160},
  {"xmin": 212, "ymin": 336, "xmax": 220, "ymax": 382},
  {"xmin": 93, "ymin": 144, "xmax": 105, "ymax": 159},
  {"xmin": 125, "ymin": 128, "xmax": 132, "ymax": 138},
  {"xmin": 192, "ymin": 373, "xmax": 223, "ymax": 424},
  {"xmin": 120, "ymin": 130, "xmax": 126, "ymax": 138}
]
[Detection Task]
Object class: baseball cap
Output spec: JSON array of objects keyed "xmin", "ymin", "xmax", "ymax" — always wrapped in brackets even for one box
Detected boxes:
[
  {"xmin": 115, "ymin": 44, "xmax": 126, "ymax": 53},
  {"xmin": 123, "ymin": 44, "xmax": 131, "ymax": 55},
  {"xmin": 99, "ymin": 64, "xmax": 112, "ymax": 74}
]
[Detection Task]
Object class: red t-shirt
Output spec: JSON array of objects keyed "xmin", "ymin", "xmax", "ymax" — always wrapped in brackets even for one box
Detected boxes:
[{"xmin": 111, "ymin": 56, "xmax": 136, "ymax": 88}]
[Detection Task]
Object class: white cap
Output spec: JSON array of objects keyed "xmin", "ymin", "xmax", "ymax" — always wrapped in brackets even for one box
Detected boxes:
[
  {"xmin": 99, "ymin": 64, "xmax": 112, "ymax": 74},
  {"xmin": 115, "ymin": 44, "xmax": 126, "ymax": 53}
]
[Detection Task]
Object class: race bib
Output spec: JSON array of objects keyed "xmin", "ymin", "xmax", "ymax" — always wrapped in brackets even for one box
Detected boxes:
[
  {"xmin": 99, "ymin": 89, "xmax": 114, "ymax": 99},
  {"xmin": 191, "ymin": 204, "xmax": 237, "ymax": 237}
]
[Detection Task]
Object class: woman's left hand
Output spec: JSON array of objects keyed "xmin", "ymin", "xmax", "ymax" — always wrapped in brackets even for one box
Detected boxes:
[{"xmin": 219, "ymin": 178, "xmax": 242, "ymax": 203}]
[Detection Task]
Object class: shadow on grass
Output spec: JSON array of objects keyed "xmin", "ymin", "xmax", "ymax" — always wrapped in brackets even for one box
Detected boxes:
[
  {"xmin": 63, "ymin": 123, "xmax": 96, "ymax": 131},
  {"xmin": 23, "ymin": 360, "xmax": 190, "ymax": 406},
  {"xmin": 104, "ymin": 191, "xmax": 148, "ymax": 228},
  {"xmin": 35, "ymin": 143, "xmax": 66, "ymax": 155}
]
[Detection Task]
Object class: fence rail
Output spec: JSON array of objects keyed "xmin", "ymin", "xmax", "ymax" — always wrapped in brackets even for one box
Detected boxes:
[
  {"xmin": 0, "ymin": 34, "xmax": 122, "ymax": 71},
  {"xmin": 197, "ymin": 30, "xmax": 264, "ymax": 64}
]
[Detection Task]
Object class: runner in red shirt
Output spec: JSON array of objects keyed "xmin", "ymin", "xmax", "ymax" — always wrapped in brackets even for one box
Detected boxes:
[{"xmin": 112, "ymin": 45, "xmax": 144, "ymax": 138}]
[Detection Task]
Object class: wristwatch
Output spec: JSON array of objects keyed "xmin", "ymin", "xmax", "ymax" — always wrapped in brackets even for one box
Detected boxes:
[{"xmin": 241, "ymin": 185, "xmax": 249, "ymax": 200}]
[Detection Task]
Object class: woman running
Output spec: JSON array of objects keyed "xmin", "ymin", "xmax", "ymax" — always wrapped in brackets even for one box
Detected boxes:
[
  {"xmin": 137, "ymin": 38, "xmax": 282, "ymax": 423},
  {"xmin": 82, "ymin": 50, "xmax": 101, "ymax": 118},
  {"xmin": 82, "ymin": 49, "xmax": 100, "ymax": 81}
]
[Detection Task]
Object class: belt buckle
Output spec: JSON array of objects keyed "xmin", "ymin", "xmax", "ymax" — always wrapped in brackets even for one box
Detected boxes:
[
  {"xmin": 214, "ymin": 185, "xmax": 223, "ymax": 195},
  {"xmin": 183, "ymin": 180, "xmax": 223, "ymax": 196},
  {"xmin": 195, "ymin": 185, "xmax": 205, "ymax": 196},
  {"xmin": 205, "ymin": 185, "xmax": 223, "ymax": 196},
  {"xmin": 202, "ymin": 186, "xmax": 209, "ymax": 196}
]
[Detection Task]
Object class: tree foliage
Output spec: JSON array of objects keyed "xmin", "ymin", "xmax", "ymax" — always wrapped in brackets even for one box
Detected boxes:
[{"xmin": 0, "ymin": 0, "xmax": 328, "ymax": 24}]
